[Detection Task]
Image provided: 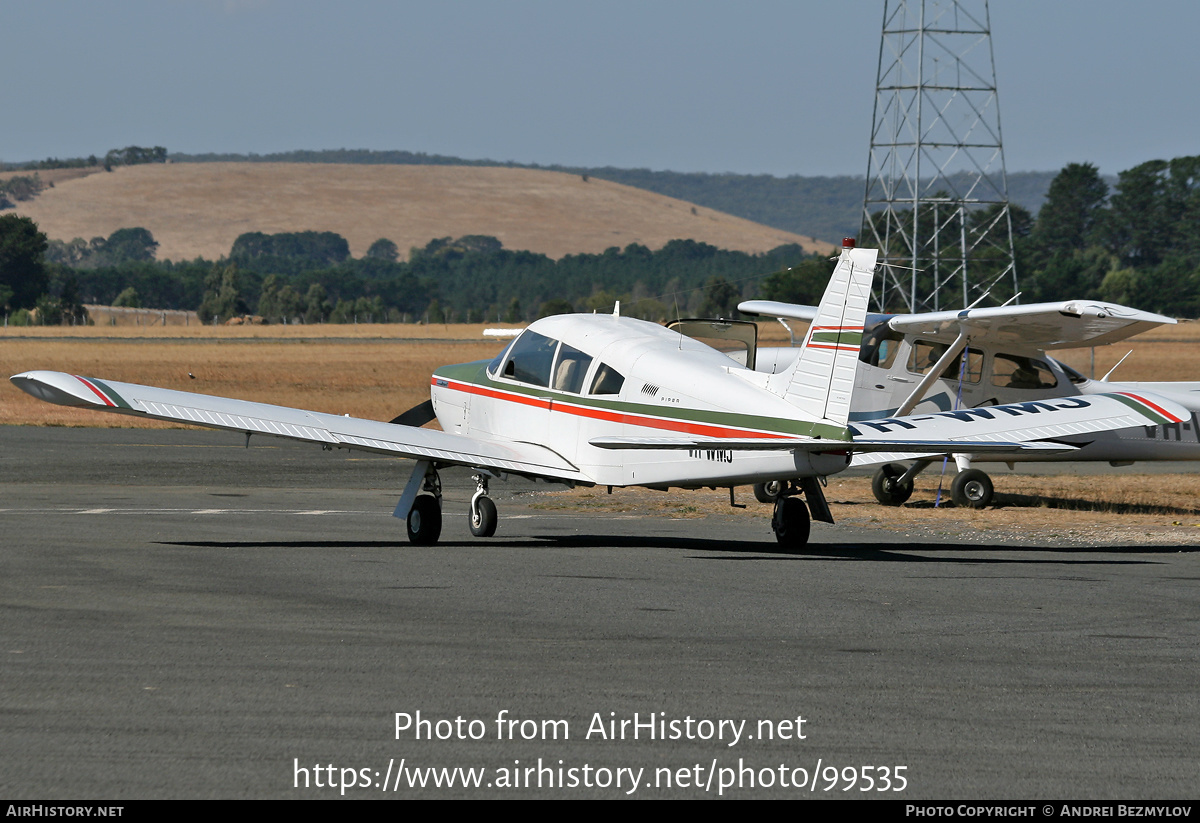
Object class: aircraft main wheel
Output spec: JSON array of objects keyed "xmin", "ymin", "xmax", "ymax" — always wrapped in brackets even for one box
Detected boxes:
[
  {"xmin": 771, "ymin": 497, "xmax": 811, "ymax": 548},
  {"xmin": 470, "ymin": 496, "xmax": 498, "ymax": 538},
  {"xmin": 407, "ymin": 495, "xmax": 443, "ymax": 545},
  {"xmin": 754, "ymin": 480, "xmax": 783, "ymax": 504},
  {"xmin": 871, "ymin": 463, "xmax": 914, "ymax": 506},
  {"xmin": 951, "ymin": 469, "xmax": 994, "ymax": 509}
]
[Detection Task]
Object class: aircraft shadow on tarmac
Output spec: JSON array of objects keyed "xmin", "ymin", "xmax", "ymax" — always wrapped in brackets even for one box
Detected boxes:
[{"xmin": 154, "ymin": 535, "xmax": 1197, "ymax": 564}]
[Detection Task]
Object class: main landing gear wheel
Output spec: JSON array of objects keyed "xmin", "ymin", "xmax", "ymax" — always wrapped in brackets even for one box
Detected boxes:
[
  {"xmin": 470, "ymin": 496, "xmax": 498, "ymax": 538},
  {"xmin": 871, "ymin": 463, "xmax": 914, "ymax": 506},
  {"xmin": 407, "ymin": 495, "xmax": 442, "ymax": 545},
  {"xmin": 951, "ymin": 469, "xmax": 994, "ymax": 509},
  {"xmin": 772, "ymin": 496, "xmax": 811, "ymax": 549},
  {"xmin": 753, "ymin": 480, "xmax": 783, "ymax": 504}
]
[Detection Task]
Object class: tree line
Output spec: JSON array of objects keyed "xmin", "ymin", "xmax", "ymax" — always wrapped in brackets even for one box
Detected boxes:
[
  {"xmin": 4, "ymin": 153, "xmax": 1200, "ymax": 325},
  {"xmin": 2, "ymin": 219, "xmax": 815, "ymax": 325}
]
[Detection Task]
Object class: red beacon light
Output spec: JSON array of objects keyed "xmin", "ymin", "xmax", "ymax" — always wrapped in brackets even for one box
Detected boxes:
[{"xmin": 842, "ymin": 237, "xmax": 856, "ymax": 249}]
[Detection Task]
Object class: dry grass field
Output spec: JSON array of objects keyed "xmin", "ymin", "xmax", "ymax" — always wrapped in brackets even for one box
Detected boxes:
[{"xmin": 9, "ymin": 163, "xmax": 834, "ymax": 261}]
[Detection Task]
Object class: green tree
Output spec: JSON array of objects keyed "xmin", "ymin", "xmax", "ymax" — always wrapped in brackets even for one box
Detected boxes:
[
  {"xmin": 102, "ymin": 227, "xmax": 159, "ymax": 263},
  {"xmin": 1106, "ymin": 159, "xmax": 1172, "ymax": 267},
  {"xmin": 113, "ymin": 286, "xmax": 141, "ymax": 308},
  {"xmin": 698, "ymin": 276, "xmax": 740, "ymax": 317},
  {"xmin": 197, "ymin": 264, "xmax": 245, "ymax": 323},
  {"xmin": 760, "ymin": 257, "xmax": 834, "ymax": 305},
  {"xmin": 366, "ymin": 238, "xmax": 399, "ymax": 262},
  {"xmin": 303, "ymin": 283, "xmax": 330, "ymax": 324},
  {"xmin": 0, "ymin": 214, "xmax": 48, "ymax": 309},
  {"xmin": 58, "ymin": 273, "xmax": 88, "ymax": 324},
  {"xmin": 35, "ymin": 294, "xmax": 63, "ymax": 325},
  {"xmin": 538, "ymin": 298, "xmax": 575, "ymax": 317},
  {"xmin": 1032, "ymin": 163, "xmax": 1109, "ymax": 255}
]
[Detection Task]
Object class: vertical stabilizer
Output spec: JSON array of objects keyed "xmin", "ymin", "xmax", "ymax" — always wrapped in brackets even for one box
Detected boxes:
[{"xmin": 780, "ymin": 240, "xmax": 877, "ymax": 426}]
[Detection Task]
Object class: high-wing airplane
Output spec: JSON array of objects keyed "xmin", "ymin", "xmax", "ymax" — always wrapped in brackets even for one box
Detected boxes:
[
  {"xmin": 12, "ymin": 241, "xmax": 1188, "ymax": 548},
  {"xmin": 739, "ymin": 294, "xmax": 1200, "ymax": 509}
]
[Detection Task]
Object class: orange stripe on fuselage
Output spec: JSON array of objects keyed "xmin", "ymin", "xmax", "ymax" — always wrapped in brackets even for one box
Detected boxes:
[{"xmin": 433, "ymin": 377, "xmax": 792, "ymax": 440}]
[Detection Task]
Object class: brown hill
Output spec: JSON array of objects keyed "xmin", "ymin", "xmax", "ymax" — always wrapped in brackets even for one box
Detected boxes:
[{"xmin": 8, "ymin": 162, "xmax": 834, "ymax": 262}]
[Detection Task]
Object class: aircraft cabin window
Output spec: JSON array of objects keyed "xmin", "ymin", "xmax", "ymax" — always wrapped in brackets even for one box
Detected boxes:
[
  {"xmin": 907, "ymin": 341, "xmax": 983, "ymax": 383},
  {"xmin": 589, "ymin": 363, "xmax": 625, "ymax": 395},
  {"xmin": 487, "ymin": 339, "xmax": 517, "ymax": 377},
  {"xmin": 944, "ymin": 347, "xmax": 984, "ymax": 383},
  {"xmin": 502, "ymin": 330, "xmax": 559, "ymax": 388},
  {"xmin": 908, "ymin": 341, "xmax": 948, "ymax": 375},
  {"xmin": 991, "ymin": 354, "xmax": 1058, "ymax": 390},
  {"xmin": 552, "ymin": 343, "xmax": 592, "ymax": 394},
  {"xmin": 858, "ymin": 322, "xmax": 904, "ymax": 369}
]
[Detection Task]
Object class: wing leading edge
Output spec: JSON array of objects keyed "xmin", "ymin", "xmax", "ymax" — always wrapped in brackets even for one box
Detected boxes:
[{"xmin": 10, "ymin": 371, "xmax": 586, "ymax": 482}]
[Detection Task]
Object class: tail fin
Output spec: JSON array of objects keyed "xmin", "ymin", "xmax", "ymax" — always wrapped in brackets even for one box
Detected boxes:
[{"xmin": 779, "ymin": 241, "xmax": 877, "ymax": 426}]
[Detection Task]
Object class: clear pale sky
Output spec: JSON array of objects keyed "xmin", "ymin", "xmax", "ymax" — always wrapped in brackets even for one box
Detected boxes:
[{"xmin": 4, "ymin": 1, "xmax": 1196, "ymax": 177}]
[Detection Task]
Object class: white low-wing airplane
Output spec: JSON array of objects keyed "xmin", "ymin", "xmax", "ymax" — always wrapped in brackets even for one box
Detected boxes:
[
  {"xmin": 12, "ymin": 241, "xmax": 1188, "ymax": 547},
  {"xmin": 739, "ymin": 292, "xmax": 1200, "ymax": 509}
]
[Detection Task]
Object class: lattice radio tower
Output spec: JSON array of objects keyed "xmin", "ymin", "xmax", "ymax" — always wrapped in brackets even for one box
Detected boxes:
[{"xmin": 862, "ymin": 0, "xmax": 1018, "ymax": 313}]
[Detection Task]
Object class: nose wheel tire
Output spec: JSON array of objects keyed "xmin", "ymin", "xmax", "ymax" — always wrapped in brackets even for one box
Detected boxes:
[
  {"xmin": 470, "ymin": 496, "xmax": 498, "ymax": 538},
  {"xmin": 871, "ymin": 463, "xmax": 914, "ymax": 506},
  {"xmin": 771, "ymin": 496, "xmax": 811, "ymax": 548},
  {"xmin": 951, "ymin": 469, "xmax": 994, "ymax": 509},
  {"xmin": 407, "ymin": 495, "xmax": 443, "ymax": 545}
]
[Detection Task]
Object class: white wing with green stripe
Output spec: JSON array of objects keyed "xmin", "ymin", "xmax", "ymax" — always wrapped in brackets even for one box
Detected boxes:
[{"xmin": 10, "ymin": 370, "xmax": 587, "ymax": 481}]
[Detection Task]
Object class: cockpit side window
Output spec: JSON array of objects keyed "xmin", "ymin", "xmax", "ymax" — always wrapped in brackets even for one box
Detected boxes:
[
  {"xmin": 943, "ymin": 347, "xmax": 984, "ymax": 383},
  {"xmin": 907, "ymin": 340, "xmax": 948, "ymax": 375},
  {"xmin": 487, "ymin": 339, "xmax": 516, "ymax": 378},
  {"xmin": 858, "ymin": 321, "xmax": 904, "ymax": 369},
  {"xmin": 552, "ymin": 343, "xmax": 592, "ymax": 394},
  {"xmin": 589, "ymin": 363, "xmax": 625, "ymax": 395},
  {"xmin": 992, "ymin": 354, "xmax": 1059, "ymax": 389},
  {"xmin": 501, "ymin": 330, "xmax": 558, "ymax": 388}
]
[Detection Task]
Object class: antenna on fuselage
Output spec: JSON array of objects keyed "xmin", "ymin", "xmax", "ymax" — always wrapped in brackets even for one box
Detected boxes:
[
  {"xmin": 612, "ymin": 301, "xmax": 620, "ymax": 317},
  {"xmin": 1100, "ymin": 350, "xmax": 1134, "ymax": 382}
]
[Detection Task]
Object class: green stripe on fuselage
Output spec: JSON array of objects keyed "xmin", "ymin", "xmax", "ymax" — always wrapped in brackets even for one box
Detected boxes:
[{"xmin": 433, "ymin": 360, "xmax": 851, "ymax": 441}]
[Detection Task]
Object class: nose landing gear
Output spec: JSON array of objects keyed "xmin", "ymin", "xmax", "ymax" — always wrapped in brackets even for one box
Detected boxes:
[{"xmin": 470, "ymin": 475, "xmax": 498, "ymax": 537}]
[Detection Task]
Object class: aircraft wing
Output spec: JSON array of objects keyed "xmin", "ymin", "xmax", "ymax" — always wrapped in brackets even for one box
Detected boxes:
[
  {"xmin": 886, "ymin": 300, "xmax": 1175, "ymax": 350},
  {"xmin": 589, "ymin": 436, "xmax": 1067, "ymax": 454},
  {"xmin": 592, "ymin": 391, "xmax": 1187, "ymax": 457},
  {"xmin": 10, "ymin": 371, "xmax": 586, "ymax": 482}
]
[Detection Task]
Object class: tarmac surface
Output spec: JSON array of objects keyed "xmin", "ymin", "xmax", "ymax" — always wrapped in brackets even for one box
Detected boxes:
[{"xmin": 2, "ymin": 426, "xmax": 1197, "ymax": 799}]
